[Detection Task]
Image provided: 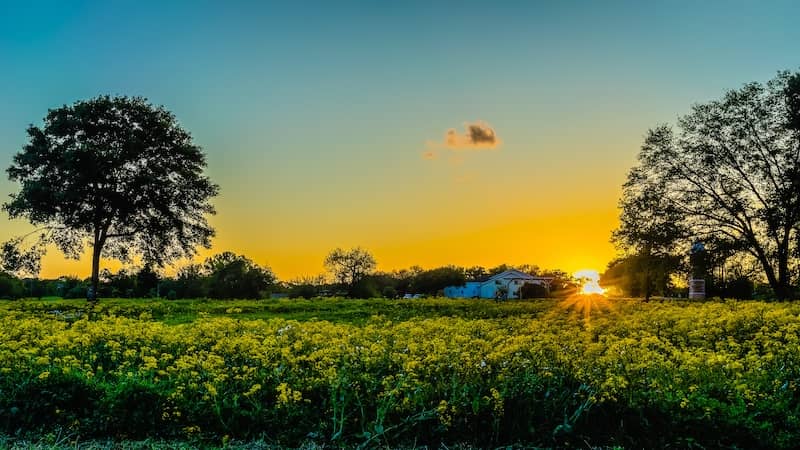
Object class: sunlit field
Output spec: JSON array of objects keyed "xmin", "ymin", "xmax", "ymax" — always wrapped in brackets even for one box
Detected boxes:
[{"xmin": 1, "ymin": 297, "xmax": 799, "ymax": 449}]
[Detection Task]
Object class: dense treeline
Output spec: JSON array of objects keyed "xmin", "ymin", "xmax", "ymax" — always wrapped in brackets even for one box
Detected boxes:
[
  {"xmin": 0, "ymin": 252, "xmax": 274, "ymax": 300},
  {"xmin": 289, "ymin": 263, "xmax": 576, "ymax": 300},
  {"xmin": 0, "ymin": 252, "xmax": 577, "ymax": 300},
  {"xmin": 0, "ymin": 245, "xmax": 790, "ymax": 301}
]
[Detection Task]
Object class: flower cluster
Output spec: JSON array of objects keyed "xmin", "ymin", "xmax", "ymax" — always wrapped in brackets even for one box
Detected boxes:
[{"xmin": 0, "ymin": 298, "xmax": 798, "ymax": 447}]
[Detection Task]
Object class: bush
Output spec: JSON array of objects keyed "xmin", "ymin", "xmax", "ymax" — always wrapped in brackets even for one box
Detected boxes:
[
  {"xmin": 350, "ymin": 278, "xmax": 379, "ymax": 299},
  {"xmin": 289, "ymin": 284, "xmax": 318, "ymax": 299},
  {"xmin": 725, "ymin": 277, "xmax": 754, "ymax": 300},
  {"xmin": 519, "ymin": 282, "xmax": 548, "ymax": 299},
  {"xmin": 0, "ymin": 272, "xmax": 24, "ymax": 299}
]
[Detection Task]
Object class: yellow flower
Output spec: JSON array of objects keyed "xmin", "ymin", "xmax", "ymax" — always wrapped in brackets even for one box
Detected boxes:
[{"xmin": 244, "ymin": 383, "xmax": 262, "ymax": 398}]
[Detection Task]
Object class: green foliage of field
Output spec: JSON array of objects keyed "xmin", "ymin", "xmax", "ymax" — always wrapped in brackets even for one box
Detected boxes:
[
  {"xmin": 1, "ymin": 297, "xmax": 799, "ymax": 448},
  {"xmin": 2, "ymin": 297, "xmax": 555, "ymax": 325}
]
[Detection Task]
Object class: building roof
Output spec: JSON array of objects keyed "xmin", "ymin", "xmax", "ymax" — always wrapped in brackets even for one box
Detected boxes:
[{"xmin": 486, "ymin": 269, "xmax": 552, "ymax": 283}]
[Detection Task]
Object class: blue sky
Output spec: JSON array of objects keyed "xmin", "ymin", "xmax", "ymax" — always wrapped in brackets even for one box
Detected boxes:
[{"xmin": 1, "ymin": 1, "xmax": 798, "ymax": 278}]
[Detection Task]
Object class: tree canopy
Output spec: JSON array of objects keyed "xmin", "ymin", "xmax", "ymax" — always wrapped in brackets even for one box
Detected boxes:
[
  {"xmin": 203, "ymin": 252, "xmax": 275, "ymax": 299},
  {"xmin": 324, "ymin": 247, "xmax": 376, "ymax": 297},
  {"xmin": 3, "ymin": 95, "xmax": 219, "ymax": 301},
  {"xmin": 610, "ymin": 166, "xmax": 686, "ymax": 299},
  {"xmin": 615, "ymin": 71, "xmax": 800, "ymax": 299},
  {"xmin": 409, "ymin": 266, "xmax": 466, "ymax": 296}
]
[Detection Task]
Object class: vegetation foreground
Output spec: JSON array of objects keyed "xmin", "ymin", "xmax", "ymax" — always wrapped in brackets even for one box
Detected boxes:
[{"xmin": 1, "ymin": 297, "xmax": 799, "ymax": 449}]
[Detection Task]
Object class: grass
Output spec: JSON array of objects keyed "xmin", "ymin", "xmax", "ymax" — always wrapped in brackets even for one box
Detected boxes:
[{"xmin": 0, "ymin": 296, "xmax": 559, "ymax": 325}]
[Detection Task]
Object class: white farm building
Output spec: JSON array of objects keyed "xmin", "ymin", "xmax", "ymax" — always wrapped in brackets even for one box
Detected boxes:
[{"xmin": 443, "ymin": 269, "xmax": 553, "ymax": 299}]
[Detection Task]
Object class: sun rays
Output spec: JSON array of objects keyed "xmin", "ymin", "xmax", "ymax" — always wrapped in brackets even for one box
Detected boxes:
[{"xmin": 558, "ymin": 269, "xmax": 612, "ymax": 323}]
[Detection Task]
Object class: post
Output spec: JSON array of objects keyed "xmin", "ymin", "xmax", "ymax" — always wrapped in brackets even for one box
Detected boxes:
[{"xmin": 689, "ymin": 242, "xmax": 707, "ymax": 299}]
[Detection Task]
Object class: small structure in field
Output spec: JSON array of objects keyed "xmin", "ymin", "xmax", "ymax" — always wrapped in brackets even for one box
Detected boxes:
[
  {"xmin": 689, "ymin": 241, "xmax": 708, "ymax": 299},
  {"xmin": 444, "ymin": 269, "xmax": 552, "ymax": 299}
]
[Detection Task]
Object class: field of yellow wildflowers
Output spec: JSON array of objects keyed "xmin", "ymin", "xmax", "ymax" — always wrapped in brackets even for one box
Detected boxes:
[{"xmin": 0, "ymin": 297, "xmax": 798, "ymax": 448}]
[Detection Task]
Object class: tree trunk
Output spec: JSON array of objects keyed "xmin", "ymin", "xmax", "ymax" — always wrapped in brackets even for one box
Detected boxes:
[
  {"xmin": 777, "ymin": 243, "xmax": 792, "ymax": 300},
  {"xmin": 643, "ymin": 246, "xmax": 652, "ymax": 301},
  {"xmin": 759, "ymin": 261, "xmax": 784, "ymax": 300},
  {"xmin": 750, "ymin": 238, "xmax": 786, "ymax": 300},
  {"xmin": 88, "ymin": 229, "xmax": 106, "ymax": 304},
  {"xmin": 89, "ymin": 243, "xmax": 101, "ymax": 303}
]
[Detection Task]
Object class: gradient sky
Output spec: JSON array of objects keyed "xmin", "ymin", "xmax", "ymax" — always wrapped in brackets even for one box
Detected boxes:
[{"xmin": 1, "ymin": 1, "xmax": 798, "ymax": 280}]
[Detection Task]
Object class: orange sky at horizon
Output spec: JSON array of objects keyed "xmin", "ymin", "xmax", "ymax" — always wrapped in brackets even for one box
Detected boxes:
[{"xmin": 20, "ymin": 204, "xmax": 620, "ymax": 281}]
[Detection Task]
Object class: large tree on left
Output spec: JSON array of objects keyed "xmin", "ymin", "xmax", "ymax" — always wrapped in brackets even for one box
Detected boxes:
[{"xmin": 2, "ymin": 96, "xmax": 219, "ymax": 302}]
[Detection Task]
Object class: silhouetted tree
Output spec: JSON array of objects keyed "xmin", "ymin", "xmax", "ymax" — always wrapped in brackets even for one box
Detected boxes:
[
  {"xmin": 100, "ymin": 268, "xmax": 136, "ymax": 297},
  {"xmin": 174, "ymin": 264, "xmax": 207, "ymax": 298},
  {"xmin": 601, "ymin": 255, "xmax": 681, "ymax": 298},
  {"xmin": 288, "ymin": 284, "xmax": 319, "ymax": 299},
  {"xmin": 350, "ymin": 277, "xmax": 381, "ymax": 299},
  {"xmin": 539, "ymin": 269, "xmax": 578, "ymax": 297},
  {"xmin": 57, "ymin": 276, "xmax": 89, "ymax": 299},
  {"xmin": 2, "ymin": 96, "xmax": 219, "ymax": 302},
  {"xmin": 410, "ymin": 266, "xmax": 466, "ymax": 296},
  {"xmin": 203, "ymin": 252, "xmax": 275, "ymax": 299},
  {"xmin": 725, "ymin": 276, "xmax": 755, "ymax": 300},
  {"xmin": 135, "ymin": 265, "xmax": 160, "ymax": 297},
  {"xmin": 382, "ymin": 286, "xmax": 398, "ymax": 299},
  {"xmin": 612, "ymin": 165, "xmax": 686, "ymax": 300},
  {"xmin": 0, "ymin": 239, "xmax": 42, "ymax": 276},
  {"xmin": 487, "ymin": 264, "xmax": 512, "ymax": 277},
  {"xmin": 519, "ymin": 282, "xmax": 548, "ymax": 299},
  {"xmin": 287, "ymin": 274, "xmax": 327, "ymax": 299},
  {"xmin": 324, "ymin": 247, "xmax": 376, "ymax": 297},
  {"xmin": 0, "ymin": 272, "xmax": 24, "ymax": 299},
  {"xmin": 619, "ymin": 71, "xmax": 800, "ymax": 299},
  {"xmin": 391, "ymin": 266, "xmax": 423, "ymax": 295},
  {"xmin": 464, "ymin": 266, "xmax": 488, "ymax": 281},
  {"xmin": 353, "ymin": 272, "xmax": 398, "ymax": 299}
]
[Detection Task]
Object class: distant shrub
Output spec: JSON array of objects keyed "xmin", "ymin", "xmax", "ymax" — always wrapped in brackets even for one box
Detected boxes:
[
  {"xmin": 725, "ymin": 277, "xmax": 754, "ymax": 300},
  {"xmin": 0, "ymin": 272, "xmax": 24, "ymax": 299},
  {"xmin": 382, "ymin": 286, "xmax": 398, "ymax": 299},
  {"xmin": 289, "ymin": 284, "xmax": 318, "ymax": 299},
  {"xmin": 350, "ymin": 278, "xmax": 380, "ymax": 299},
  {"xmin": 519, "ymin": 282, "xmax": 548, "ymax": 299}
]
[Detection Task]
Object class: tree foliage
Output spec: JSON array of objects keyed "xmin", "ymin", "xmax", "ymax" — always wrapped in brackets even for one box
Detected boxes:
[
  {"xmin": 611, "ymin": 166, "xmax": 686, "ymax": 299},
  {"xmin": 0, "ymin": 272, "xmax": 25, "ymax": 299},
  {"xmin": 616, "ymin": 71, "xmax": 800, "ymax": 299},
  {"xmin": 601, "ymin": 255, "xmax": 681, "ymax": 299},
  {"xmin": 203, "ymin": 252, "xmax": 275, "ymax": 299},
  {"xmin": 519, "ymin": 282, "xmax": 548, "ymax": 299},
  {"xmin": 324, "ymin": 247, "xmax": 376, "ymax": 296},
  {"xmin": 409, "ymin": 266, "xmax": 466, "ymax": 295},
  {"xmin": 3, "ymin": 96, "xmax": 218, "ymax": 301}
]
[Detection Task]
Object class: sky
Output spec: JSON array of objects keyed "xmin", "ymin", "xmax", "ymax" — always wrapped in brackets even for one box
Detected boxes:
[{"xmin": 1, "ymin": 0, "xmax": 799, "ymax": 281}]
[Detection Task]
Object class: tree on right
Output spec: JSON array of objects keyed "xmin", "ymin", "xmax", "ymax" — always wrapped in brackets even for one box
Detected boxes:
[{"xmin": 615, "ymin": 71, "xmax": 800, "ymax": 299}]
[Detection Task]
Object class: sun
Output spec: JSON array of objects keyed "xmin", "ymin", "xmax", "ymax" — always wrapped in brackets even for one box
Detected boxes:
[
  {"xmin": 559, "ymin": 269, "xmax": 611, "ymax": 324},
  {"xmin": 573, "ymin": 269, "xmax": 606, "ymax": 295}
]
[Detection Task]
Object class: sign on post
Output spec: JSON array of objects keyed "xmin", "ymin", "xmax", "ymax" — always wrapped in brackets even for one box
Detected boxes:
[{"xmin": 689, "ymin": 279, "xmax": 706, "ymax": 299}]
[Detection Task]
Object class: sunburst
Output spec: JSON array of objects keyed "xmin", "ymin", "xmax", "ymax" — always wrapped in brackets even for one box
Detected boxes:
[
  {"xmin": 559, "ymin": 269, "xmax": 611, "ymax": 323},
  {"xmin": 559, "ymin": 293, "xmax": 612, "ymax": 323}
]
